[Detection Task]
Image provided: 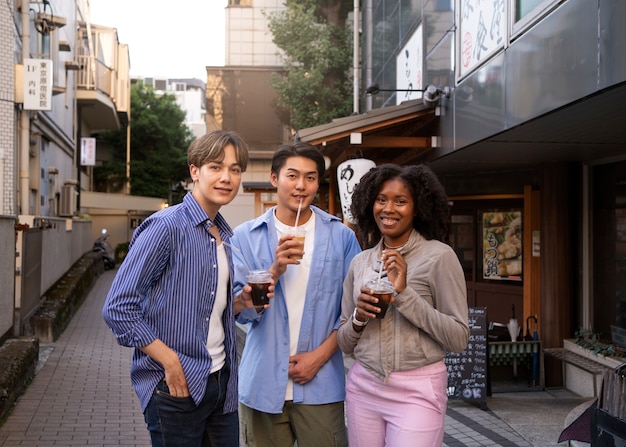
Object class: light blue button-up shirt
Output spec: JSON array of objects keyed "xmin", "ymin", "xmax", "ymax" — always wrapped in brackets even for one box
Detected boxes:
[
  {"xmin": 231, "ymin": 206, "xmax": 361, "ymax": 414},
  {"xmin": 102, "ymin": 193, "xmax": 238, "ymax": 413}
]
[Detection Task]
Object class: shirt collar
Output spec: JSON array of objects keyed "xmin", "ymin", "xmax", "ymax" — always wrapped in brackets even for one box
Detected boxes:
[{"xmin": 182, "ymin": 192, "xmax": 233, "ymax": 238}]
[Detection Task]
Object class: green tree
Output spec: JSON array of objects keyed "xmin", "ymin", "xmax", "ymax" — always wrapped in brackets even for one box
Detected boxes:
[
  {"xmin": 94, "ymin": 81, "xmax": 194, "ymax": 204},
  {"xmin": 268, "ymin": 0, "xmax": 353, "ymax": 131}
]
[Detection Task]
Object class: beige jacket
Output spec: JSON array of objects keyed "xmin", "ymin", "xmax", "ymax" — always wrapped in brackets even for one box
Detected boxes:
[{"xmin": 338, "ymin": 230, "xmax": 470, "ymax": 381}]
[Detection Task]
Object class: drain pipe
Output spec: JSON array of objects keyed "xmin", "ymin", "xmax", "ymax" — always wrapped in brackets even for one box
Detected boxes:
[
  {"xmin": 365, "ymin": 0, "xmax": 372, "ymax": 111},
  {"xmin": 20, "ymin": 0, "xmax": 30, "ymax": 215},
  {"xmin": 15, "ymin": 0, "xmax": 31, "ymax": 336},
  {"xmin": 352, "ymin": 0, "xmax": 360, "ymax": 114}
]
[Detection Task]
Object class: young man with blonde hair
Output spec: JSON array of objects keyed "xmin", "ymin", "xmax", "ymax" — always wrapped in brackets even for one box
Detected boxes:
[{"xmin": 103, "ymin": 130, "xmax": 250, "ymax": 446}]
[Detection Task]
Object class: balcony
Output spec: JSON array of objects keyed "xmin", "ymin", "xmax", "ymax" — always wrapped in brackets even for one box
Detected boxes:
[{"xmin": 75, "ymin": 24, "xmax": 130, "ymax": 132}]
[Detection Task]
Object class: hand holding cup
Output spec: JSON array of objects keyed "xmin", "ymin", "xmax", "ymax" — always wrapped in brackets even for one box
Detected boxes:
[
  {"xmin": 361, "ymin": 278, "xmax": 395, "ymax": 319},
  {"xmin": 245, "ymin": 270, "xmax": 273, "ymax": 311},
  {"xmin": 289, "ymin": 227, "xmax": 306, "ymax": 260}
]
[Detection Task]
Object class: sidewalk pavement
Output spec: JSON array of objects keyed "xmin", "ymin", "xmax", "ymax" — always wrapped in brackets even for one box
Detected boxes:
[{"xmin": 0, "ymin": 269, "xmax": 591, "ymax": 446}]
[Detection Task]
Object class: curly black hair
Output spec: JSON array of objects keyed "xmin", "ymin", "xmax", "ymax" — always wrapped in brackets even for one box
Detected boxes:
[{"xmin": 350, "ymin": 164, "xmax": 450, "ymax": 244}]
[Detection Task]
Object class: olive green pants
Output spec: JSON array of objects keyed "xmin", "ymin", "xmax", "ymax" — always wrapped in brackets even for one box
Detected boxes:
[{"xmin": 240, "ymin": 401, "xmax": 348, "ymax": 447}]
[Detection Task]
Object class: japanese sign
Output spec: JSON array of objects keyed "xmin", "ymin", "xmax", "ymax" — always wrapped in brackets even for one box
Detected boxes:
[
  {"xmin": 23, "ymin": 58, "xmax": 53, "ymax": 111},
  {"xmin": 458, "ymin": 0, "xmax": 506, "ymax": 78},
  {"xmin": 336, "ymin": 158, "xmax": 376, "ymax": 224},
  {"xmin": 81, "ymin": 137, "xmax": 96, "ymax": 166},
  {"xmin": 395, "ymin": 24, "xmax": 423, "ymax": 105},
  {"xmin": 483, "ymin": 210, "xmax": 522, "ymax": 280}
]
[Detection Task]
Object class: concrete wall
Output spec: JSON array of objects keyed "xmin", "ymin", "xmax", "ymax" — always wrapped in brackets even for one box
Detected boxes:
[
  {"xmin": 40, "ymin": 218, "xmax": 92, "ymax": 295},
  {"xmin": 0, "ymin": 216, "xmax": 16, "ymax": 339}
]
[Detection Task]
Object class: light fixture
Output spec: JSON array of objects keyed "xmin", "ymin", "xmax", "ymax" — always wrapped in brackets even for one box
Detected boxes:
[
  {"xmin": 365, "ymin": 83, "xmax": 452, "ymax": 109},
  {"xmin": 365, "ymin": 83, "xmax": 426, "ymax": 95}
]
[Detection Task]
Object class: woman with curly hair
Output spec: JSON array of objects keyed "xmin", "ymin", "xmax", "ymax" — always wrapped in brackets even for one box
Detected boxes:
[{"xmin": 337, "ymin": 163, "xmax": 470, "ymax": 447}]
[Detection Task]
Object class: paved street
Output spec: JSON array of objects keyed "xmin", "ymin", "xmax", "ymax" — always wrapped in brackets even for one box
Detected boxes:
[
  {"xmin": 0, "ymin": 269, "xmax": 588, "ymax": 446},
  {"xmin": 0, "ymin": 270, "xmax": 150, "ymax": 446}
]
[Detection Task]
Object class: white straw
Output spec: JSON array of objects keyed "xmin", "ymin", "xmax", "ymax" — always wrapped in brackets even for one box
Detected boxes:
[
  {"xmin": 376, "ymin": 254, "xmax": 384, "ymax": 283},
  {"xmin": 222, "ymin": 241, "xmax": 241, "ymax": 253},
  {"xmin": 222, "ymin": 240, "xmax": 244, "ymax": 264},
  {"xmin": 294, "ymin": 199, "xmax": 303, "ymax": 228}
]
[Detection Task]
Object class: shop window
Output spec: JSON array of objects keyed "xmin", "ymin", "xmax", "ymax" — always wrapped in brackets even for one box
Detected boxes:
[
  {"xmin": 449, "ymin": 203, "xmax": 523, "ymax": 283},
  {"xmin": 511, "ymin": 0, "xmax": 563, "ymax": 36}
]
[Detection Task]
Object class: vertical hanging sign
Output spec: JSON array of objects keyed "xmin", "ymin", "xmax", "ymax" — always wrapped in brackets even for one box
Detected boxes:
[
  {"xmin": 81, "ymin": 137, "xmax": 96, "ymax": 166},
  {"xmin": 337, "ymin": 158, "xmax": 376, "ymax": 224},
  {"xmin": 395, "ymin": 24, "xmax": 423, "ymax": 105},
  {"xmin": 23, "ymin": 58, "xmax": 53, "ymax": 111}
]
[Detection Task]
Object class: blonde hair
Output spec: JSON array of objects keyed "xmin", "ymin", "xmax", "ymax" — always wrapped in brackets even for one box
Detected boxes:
[{"xmin": 187, "ymin": 130, "xmax": 249, "ymax": 171}]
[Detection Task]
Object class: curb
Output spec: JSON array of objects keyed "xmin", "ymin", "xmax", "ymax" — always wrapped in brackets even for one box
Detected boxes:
[
  {"xmin": 31, "ymin": 251, "xmax": 104, "ymax": 343},
  {"xmin": 0, "ymin": 250, "xmax": 104, "ymax": 424},
  {"xmin": 0, "ymin": 337, "xmax": 38, "ymax": 423}
]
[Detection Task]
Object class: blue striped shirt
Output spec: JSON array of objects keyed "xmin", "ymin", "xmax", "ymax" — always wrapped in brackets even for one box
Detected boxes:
[{"xmin": 102, "ymin": 193, "xmax": 238, "ymax": 413}]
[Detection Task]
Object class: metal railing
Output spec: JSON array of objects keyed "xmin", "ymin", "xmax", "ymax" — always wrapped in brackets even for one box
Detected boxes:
[{"xmin": 75, "ymin": 49, "xmax": 115, "ymax": 98}]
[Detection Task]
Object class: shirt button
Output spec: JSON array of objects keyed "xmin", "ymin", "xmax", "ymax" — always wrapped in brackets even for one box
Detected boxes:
[
  {"xmin": 213, "ymin": 264, "xmax": 217, "ymax": 268},
  {"xmin": 211, "ymin": 291, "xmax": 215, "ymax": 295},
  {"xmin": 206, "ymin": 317, "xmax": 209, "ymax": 321}
]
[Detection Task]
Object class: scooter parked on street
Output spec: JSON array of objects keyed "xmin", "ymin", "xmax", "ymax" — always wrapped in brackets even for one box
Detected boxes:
[{"xmin": 93, "ymin": 229, "xmax": 116, "ymax": 270}]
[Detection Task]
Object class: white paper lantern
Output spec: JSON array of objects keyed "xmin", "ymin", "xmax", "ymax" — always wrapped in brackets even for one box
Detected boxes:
[{"xmin": 337, "ymin": 158, "xmax": 376, "ymax": 224}]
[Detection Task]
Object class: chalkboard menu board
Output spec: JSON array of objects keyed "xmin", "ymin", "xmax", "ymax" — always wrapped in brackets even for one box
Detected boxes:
[{"xmin": 445, "ymin": 306, "xmax": 487, "ymax": 408}]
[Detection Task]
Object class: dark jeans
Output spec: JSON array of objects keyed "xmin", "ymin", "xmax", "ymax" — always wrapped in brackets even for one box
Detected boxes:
[{"xmin": 144, "ymin": 367, "xmax": 238, "ymax": 447}]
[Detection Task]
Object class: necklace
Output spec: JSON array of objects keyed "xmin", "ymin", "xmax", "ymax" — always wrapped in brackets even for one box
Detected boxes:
[{"xmin": 383, "ymin": 239, "xmax": 409, "ymax": 252}]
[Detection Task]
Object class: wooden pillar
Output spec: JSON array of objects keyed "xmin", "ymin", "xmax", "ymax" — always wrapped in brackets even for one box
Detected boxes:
[
  {"xmin": 523, "ymin": 185, "xmax": 541, "ymax": 334},
  {"xmin": 254, "ymin": 192, "xmax": 261, "ymax": 217},
  {"xmin": 541, "ymin": 163, "xmax": 578, "ymax": 386},
  {"xmin": 328, "ymin": 168, "xmax": 337, "ymax": 217}
]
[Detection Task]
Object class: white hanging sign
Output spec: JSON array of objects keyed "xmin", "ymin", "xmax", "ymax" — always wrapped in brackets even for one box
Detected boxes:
[
  {"xmin": 396, "ymin": 24, "xmax": 423, "ymax": 105},
  {"xmin": 81, "ymin": 137, "xmax": 96, "ymax": 166},
  {"xmin": 23, "ymin": 58, "xmax": 53, "ymax": 111},
  {"xmin": 337, "ymin": 158, "xmax": 376, "ymax": 224}
]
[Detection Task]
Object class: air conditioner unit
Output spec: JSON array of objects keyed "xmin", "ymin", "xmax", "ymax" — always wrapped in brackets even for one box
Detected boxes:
[{"xmin": 59, "ymin": 184, "xmax": 76, "ymax": 217}]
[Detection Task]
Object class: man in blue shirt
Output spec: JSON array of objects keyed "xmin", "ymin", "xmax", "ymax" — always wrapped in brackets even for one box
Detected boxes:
[
  {"xmin": 231, "ymin": 142, "xmax": 361, "ymax": 447},
  {"xmin": 102, "ymin": 130, "xmax": 250, "ymax": 447}
]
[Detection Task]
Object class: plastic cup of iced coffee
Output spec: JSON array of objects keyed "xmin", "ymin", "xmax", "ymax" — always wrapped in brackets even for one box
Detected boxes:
[
  {"xmin": 365, "ymin": 278, "xmax": 395, "ymax": 318},
  {"xmin": 246, "ymin": 270, "xmax": 272, "ymax": 307},
  {"xmin": 289, "ymin": 227, "xmax": 306, "ymax": 260}
]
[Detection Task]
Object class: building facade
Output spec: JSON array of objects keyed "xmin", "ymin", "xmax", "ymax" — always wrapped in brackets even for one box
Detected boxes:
[
  {"xmin": 299, "ymin": 0, "xmax": 626, "ymax": 388},
  {"xmin": 0, "ymin": 0, "xmax": 130, "ymax": 342},
  {"xmin": 206, "ymin": 0, "xmax": 291, "ymax": 228},
  {"xmin": 138, "ymin": 77, "xmax": 207, "ymax": 139}
]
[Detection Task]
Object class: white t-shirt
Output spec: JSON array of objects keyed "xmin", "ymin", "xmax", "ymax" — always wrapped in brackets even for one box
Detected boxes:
[
  {"xmin": 274, "ymin": 211, "xmax": 315, "ymax": 400},
  {"xmin": 206, "ymin": 243, "xmax": 228, "ymax": 373}
]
